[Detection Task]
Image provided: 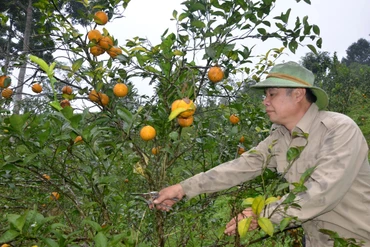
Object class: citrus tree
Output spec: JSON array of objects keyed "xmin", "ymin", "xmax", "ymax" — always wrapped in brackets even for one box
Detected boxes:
[{"xmin": 0, "ymin": 0, "xmax": 322, "ymax": 246}]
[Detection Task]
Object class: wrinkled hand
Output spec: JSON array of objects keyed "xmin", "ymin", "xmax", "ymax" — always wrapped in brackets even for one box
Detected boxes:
[
  {"xmin": 151, "ymin": 184, "xmax": 185, "ymax": 211},
  {"xmin": 224, "ymin": 208, "xmax": 258, "ymax": 236}
]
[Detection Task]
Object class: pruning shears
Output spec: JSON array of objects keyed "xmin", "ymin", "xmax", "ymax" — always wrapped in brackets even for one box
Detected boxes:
[{"xmin": 131, "ymin": 191, "xmax": 178, "ymax": 210}]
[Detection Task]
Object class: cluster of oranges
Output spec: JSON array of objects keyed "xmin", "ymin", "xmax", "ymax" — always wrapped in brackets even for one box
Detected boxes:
[
  {"xmin": 171, "ymin": 97, "xmax": 196, "ymax": 127},
  {"xmin": 87, "ymin": 11, "xmax": 122, "ymax": 58},
  {"xmin": 0, "ymin": 75, "xmax": 12, "ymax": 99}
]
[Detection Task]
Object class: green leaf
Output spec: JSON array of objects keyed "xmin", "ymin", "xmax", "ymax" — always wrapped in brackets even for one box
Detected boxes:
[
  {"xmin": 265, "ymin": 196, "xmax": 279, "ymax": 205},
  {"xmin": 82, "ymin": 219, "xmax": 102, "ymax": 232},
  {"xmin": 0, "ymin": 229, "xmax": 20, "ymax": 243},
  {"xmin": 237, "ymin": 217, "xmax": 252, "ymax": 239},
  {"xmin": 72, "ymin": 58, "xmax": 84, "ymax": 72},
  {"xmin": 299, "ymin": 166, "xmax": 316, "ymax": 184},
  {"xmin": 190, "ymin": 20, "xmax": 206, "ymax": 28},
  {"xmin": 168, "ymin": 108, "xmax": 187, "ymax": 121},
  {"xmin": 241, "ymin": 197, "xmax": 255, "ymax": 207},
  {"xmin": 94, "ymin": 232, "xmax": 108, "ymax": 247},
  {"xmin": 49, "ymin": 101, "xmax": 63, "ymax": 111},
  {"xmin": 312, "ymin": 24, "xmax": 320, "ymax": 35},
  {"xmin": 42, "ymin": 238, "xmax": 59, "ymax": 247},
  {"xmin": 307, "ymin": 44, "xmax": 317, "ymax": 54},
  {"xmin": 251, "ymin": 195, "xmax": 265, "ymax": 215},
  {"xmin": 169, "ymin": 131, "xmax": 179, "ymax": 140},
  {"xmin": 117, "ymin": 107, "xmax": 133, "ymax": 124},
  {"xmin": 9, "ymin": 113, "xmax": 29, "ymax": 134},
  {"xmin": 279, "ymin": 217, "xmax": 293, "ymax": 231},
  {"xmin": 258, "ymin": 217, "xmax": 274, "ymax": 236},
  {"xmin": 286, "ymin": 147, "xmax": 300, "ymax": 162},
  {"xmin": 3, "ymin": 77, "xmax": 11, "ymax": 87},
  {"xmin": 29, "ymin": 55, "xmax": 49, "ymax": 72}
]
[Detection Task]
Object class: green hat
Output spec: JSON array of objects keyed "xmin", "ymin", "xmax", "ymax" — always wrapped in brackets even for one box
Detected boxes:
[{"xmin": 251, "ymin": 61, "xmax": 328, "ymax": 110}]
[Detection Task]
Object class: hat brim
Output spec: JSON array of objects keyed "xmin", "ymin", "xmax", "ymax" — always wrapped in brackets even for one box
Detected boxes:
[{"xmin": 251, "ymin": 77, "xmax": 328, "ymax": 110}]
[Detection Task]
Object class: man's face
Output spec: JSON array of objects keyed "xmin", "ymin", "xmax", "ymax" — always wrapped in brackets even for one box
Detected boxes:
[{"xmin": 263, "ymin": 88, "xmax": 300, "ymax": 126}]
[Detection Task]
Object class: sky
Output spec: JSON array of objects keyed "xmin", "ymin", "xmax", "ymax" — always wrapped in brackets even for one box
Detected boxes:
[{"xmin": 103, "ymin": 0, "xmax": 370, "ymax": 96}]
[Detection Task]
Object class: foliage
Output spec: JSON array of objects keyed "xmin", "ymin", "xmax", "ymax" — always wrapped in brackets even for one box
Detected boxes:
[
  {"xmin": 342, "ymin": 38, "xmax": 370, "ymax": 67},
  {"xmin": 0, "ymin": 0, "xmax": 342, "ymax": 246}
]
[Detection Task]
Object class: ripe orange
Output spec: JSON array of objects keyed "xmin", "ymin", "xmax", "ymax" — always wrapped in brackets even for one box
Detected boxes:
[
  {"xmin": 60, "ymin": 99, "xmax": 71, "ymax": 108},
  {"xmin": 50, "ymin": 192, "xmax": 60, "ymax": 200},
  {"xmin": 229, "ymin": 114, "xmax": 240, "ymax": 124},
  {"xmin": 238, "ymin": 147, "xmax": 245, "ymax": 155},
  {"xmin": 140, "ymin": 125, "xmax": 156, "ymax": 141},
  {"xmin": 108, "ymin": 46, "xmax": 122, "ymax": 58},
  {"xmin": 208, "ymin": 66, "xmax": 224, "ymax": 83},
  {"xmin": 87, "ymin": 29, "xmax": 103, "ymax": 42},
  {"xmin": 151, "ymin": 146, "xmax": 160, "ymax": 155},
  {"xmin": 99, "ymin": 36, "xmax": 113, "ymax": 50},
  {"xmin": 1, "ymin": 244, "xmax": 11, "ymax": 247},
  {"xmin": 94, "ymin": 11, "xmax": 108, "ymax": 25},
  {"xmin": 88, "ymin": 90, "xmax": 100, "ymax": 102},
  {"xmin": 62, "ymin": 86, "xmax": 73, "ymax": 95},
  {"xmin": 32, "ymin": 83, "xmax": 42, "ymax": 93},
  {"xmin": 99, "ymin": 93, "xmax": 109, "ymax": 106},
  {"xmin": 113, "ymin": 83, "xmax": 128, "ymax": 97},
  {"xmin": 1, "ymin": 88, "xmax": 13, "ymax": 99},
  {"xmin": 90, "ymin": 45, "xmax": 105, "ymax": 56},
  {"xmin": 0, "ymin": 75, "xmax": 10, "ymax": 88},
  {"xmin": 239, "ymin": 136, "xmax": 245, "ymax": 143},
  {"xmin": 177, "ymin": 116, "xmax": 194, "ymax": 127},
  {"xmin": 74, "ymin": 135, "xmax": 83, "ymax": 144},
  {"xmin": 42, "ymin": 174, "xmax": 51, "ymax": 180},
  {"xmin": 171, "ymin": 98, "xmax": 196, "ymax": 118}
]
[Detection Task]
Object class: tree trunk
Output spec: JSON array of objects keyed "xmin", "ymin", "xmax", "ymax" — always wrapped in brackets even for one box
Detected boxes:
[{"xmin": 13, "ymin": 0, "xmax": 33, "ymax": 114}]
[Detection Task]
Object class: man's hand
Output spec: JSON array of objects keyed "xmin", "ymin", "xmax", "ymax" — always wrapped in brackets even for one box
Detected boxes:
[
  {"xmin": 224, "ymin": 208, "xmax": 258, "ymax": 236},
  {"xmin": 151, "ymin": 184, "xmax": 185, "ymax": 211}
]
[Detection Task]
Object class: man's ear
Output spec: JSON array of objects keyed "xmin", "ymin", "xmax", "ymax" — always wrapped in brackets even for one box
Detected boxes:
[{"xmin": 294, "ymin": 88, "xmax": 306, "ymax": 101}]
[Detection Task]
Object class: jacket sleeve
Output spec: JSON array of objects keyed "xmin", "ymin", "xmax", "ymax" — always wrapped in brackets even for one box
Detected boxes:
[
  {"xmin": 266, "ymin": 119, "xmax": 369, "ymax": 224},
  {"xmin": 180, "ymin": 134, "xmax": 277, "ymax": 199}
]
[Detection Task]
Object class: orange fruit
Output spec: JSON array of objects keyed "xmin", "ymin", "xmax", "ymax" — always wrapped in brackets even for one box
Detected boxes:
[
  {"xmin": 238, "ymin": 147, "xmax": 245, "ymax": 155},
  {"xmin": 229, "ymin": 114, "xmax": 240, "ymax": 124},
  {"xmin": 108, "ymin": 46, "xmax": 122, "ymax": 58},
  {"xmin": 1, "ymin": 88, "xmax": 13, "ymax": 99},
  {"xmin": 62, "ymin": 86, "xmax": 73, "ymax": 95},
  {"xmin": 50, "ymin": 192, "xmax": 60, "ymax": 200},
  {"xmin": 99, "ymin": 93, "xmax": 109, "ymax": 106},
  {"xmin": 42, "ymin": 174, "xmax": 50, "ymax": 180},
  {"xmin": 208, "ymin": 66, "xmax": 224, "ymax": 83},
  {"xmin": 177, "ymin": 116, "xmax": 194, "ymax": 127},
  {"xmin": 239, "ymin": 136, "xmax": 245, "ymax": 143},
  {"xmin": 140, "ymin": 125, "xmax": 156, "ymax": 141},
  {"xmin": 32, "ymin": 83, "xmax": 42, "ymax": 93},
  {"xmin": 60, "ymin": 99, "xmax": 71, "ymax": 108},
  {"xmin": 99, "ymin": 36, "xmax": 113, "ymax": 50},
  {"xmin": 1, "ymin": 244, "xmax": 11, "ymax": 247},
  {"xmin": 151, "ymin": 146, "xmax": 160, "ymax": 155},
  {"xmin": 0, "ymin": 75, "xmax": 10, "ymax": 88},
  {"xmin": 113, "ymin": 83, "xmax": 128, "ymax": 97},
  {"xmin": 88, "ymin": 90, "xmax": 100, "ymax": 102},
  {"xmin": 87, "ymin": 29, "xmax": 103, "ymax": 42},
  {"xmin": 171, "ymin": 98, "xmax": 196, "ymax": 118},
  {"xmin": 94, "ymin": 11, "xmax": 108, "ymax": 25},
  {"xmin": 90, "ymin": 45, "xmax": 105, "ymax": 56},
  {"xmin": 74, "ymin": 135, "xmax": 83, "ymax": 144}
]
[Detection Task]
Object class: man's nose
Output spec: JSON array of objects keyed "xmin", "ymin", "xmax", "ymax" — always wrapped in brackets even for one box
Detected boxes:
[{"xmin": 263, "ymin": 97, "xmax": 270, "ymax": 106}]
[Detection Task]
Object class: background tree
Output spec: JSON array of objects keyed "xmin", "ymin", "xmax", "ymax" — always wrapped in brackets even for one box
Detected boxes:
[{"xmin": 342, "ymin": 38, "xmax": 370, "ymax": 66}]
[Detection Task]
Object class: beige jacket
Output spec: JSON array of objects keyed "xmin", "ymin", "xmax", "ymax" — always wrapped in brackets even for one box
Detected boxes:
[{"xmin": 180, "ymin": 104, "xmax": 370, "ymax": 246}]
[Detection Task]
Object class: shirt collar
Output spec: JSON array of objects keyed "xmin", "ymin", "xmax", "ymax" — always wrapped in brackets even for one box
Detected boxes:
[{"xmin": 293, "ymin": 103, "xmax": 319, "ymax": 134}]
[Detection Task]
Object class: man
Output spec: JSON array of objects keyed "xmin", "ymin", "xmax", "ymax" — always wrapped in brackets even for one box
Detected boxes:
[{"xmin": 153, "ymin": 61, "xmax": 370, "ymax": 246}]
